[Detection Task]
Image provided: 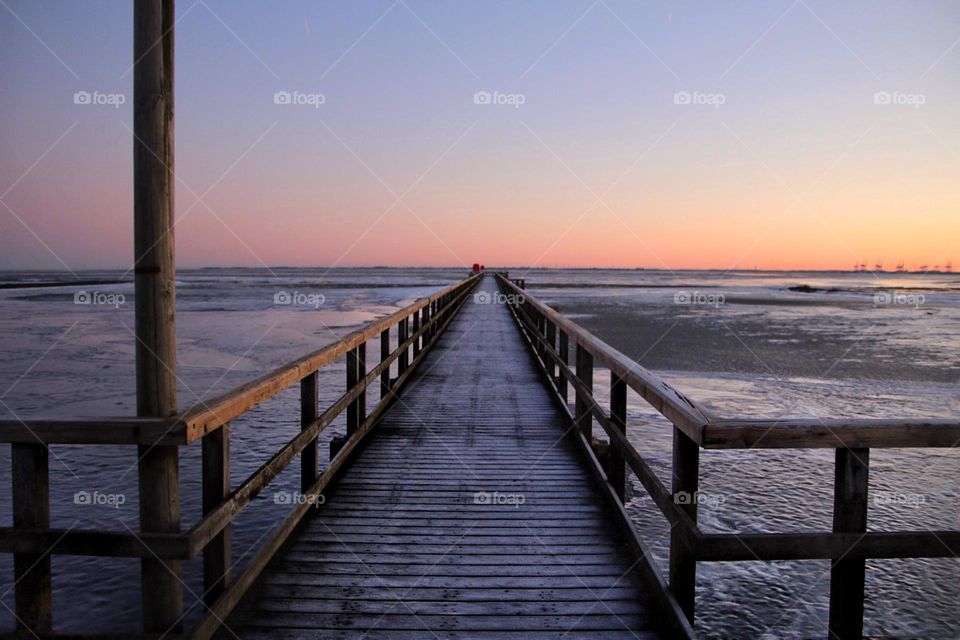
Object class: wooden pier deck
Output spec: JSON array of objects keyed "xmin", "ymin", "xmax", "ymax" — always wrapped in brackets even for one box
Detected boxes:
[{"xmin": 225, "ymin": 276, "xmax": 666, "ymax": 639}]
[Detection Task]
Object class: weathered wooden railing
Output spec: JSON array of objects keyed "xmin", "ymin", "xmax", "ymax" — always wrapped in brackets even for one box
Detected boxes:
[
  {"xmin": 496, "ymin": 273, "xmax": 960, "ymax": 640},
  {"xmin": 0, "ymin": 273, "xmax": 481, "ymax": 638}
]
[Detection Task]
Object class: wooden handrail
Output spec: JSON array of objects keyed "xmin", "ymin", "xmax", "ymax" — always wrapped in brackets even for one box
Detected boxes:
[
  {"xmin": 495, "ymin": 272, "xmax": 960, "ymax": 639},
  {"xmin": 0, "ymin": 273, "xmax": 482, "ymax": 638},
  {"xmin": 497, "ymin": 274, "xmax": 960, "ymax": 450},
  {"xmin": 178, "ymin": 274, "xmax": 483, "ymax": 441},
  {"xmin": 497, "ymin": 276, "xmax": 712, "ymax": 443}
]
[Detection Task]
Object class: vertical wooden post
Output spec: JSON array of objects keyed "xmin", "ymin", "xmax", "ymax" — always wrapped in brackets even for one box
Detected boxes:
[
  {"xmin": 12, "ymin": 444, "xmax": 51, "ymax": 632},
  {"xmin": 300, "ymin": 372, "xmax": 318, "ymax": 491},
  {"xmin": 545, "ymin": 319, "xmax": 556, "ymax": 380},
  {"xmin": 133, "ymin": 0, "xmax": 181, "ymax": 631},
  {"xmin": 346, "ymin": 343, "xmax": 366, "ymax": 436},
  {"xmin": 558, "ymin": 331, "xmax": 569, "ymax": 403},
  {"xmin": 201, "ymin": 425, "xmax": 231, "ymax": 605},
  {"xmin": 608, "ymin": 374, "xmax": 627, "ymax": 501},
  {"xmin": 537, "ymin": 314, "xmax": 547, "ymax": 360},
  {"xmin": 421, "ymin": 306, "xmax": 430, "ymax": 346},
  {"xmin": 829, "ymin": 448, "xmax": 869, "ymax": 640},
  {"xmin": 574, "ymin": 344, "xmax": 593, "ymax": 441},
  {"xmin": 669, "ymin": 427, "xmax": 700, "ymax": 623},
  {"xmin": 380, "ymin": 328, "xmax": 390, "ymax": 400},
  {"xmin": 412, "ymin": 311, "xmax": 421, "ymax": 358},
  {"xmin": 398, "ymin": 317, "xmax": 409, "ymax": 375}
]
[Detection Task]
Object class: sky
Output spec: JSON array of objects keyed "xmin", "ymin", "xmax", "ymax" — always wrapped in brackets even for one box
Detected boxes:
[{"xmin": 0, "ymin": 0, "xmax": 958, "ymax": 271}]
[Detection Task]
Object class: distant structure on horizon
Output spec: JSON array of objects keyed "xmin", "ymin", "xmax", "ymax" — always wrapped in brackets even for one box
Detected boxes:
[{"xmin": 851, "ymin": 260, "xmax": 953, "ymax": 273}]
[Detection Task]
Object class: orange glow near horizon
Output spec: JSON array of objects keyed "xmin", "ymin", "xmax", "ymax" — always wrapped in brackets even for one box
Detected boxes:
[{"xmin": 1, "ymin": 3, "xmax": 958, "ymax": 273}]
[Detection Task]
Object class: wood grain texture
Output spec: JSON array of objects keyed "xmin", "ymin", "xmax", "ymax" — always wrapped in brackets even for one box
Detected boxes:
[{"xmin": 220, "ymin": 276, "xmax": 667, "ymax": 639}]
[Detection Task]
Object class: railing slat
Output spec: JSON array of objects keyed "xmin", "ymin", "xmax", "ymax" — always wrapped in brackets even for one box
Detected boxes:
[
  {"xmin": 202, "ymin": 425, "xmax": 231, "ymax": 605},
  {"xmin": 829, "ymin": 448, "xmax": 869, "ymax": 639},
  {"xmin": 12, "ymin": 443, "xmax": 52, "ymax": 632},
  {"xmin": 608, "ymin": 373, "xmax": 627, "ymax": 501},
  {"xmin": 669, "ymin": 427, "xmax": 700, "ymax": 623},
  {"xmin": 575, "ymin": 344, "xmax": 594, "ymax": 441}
]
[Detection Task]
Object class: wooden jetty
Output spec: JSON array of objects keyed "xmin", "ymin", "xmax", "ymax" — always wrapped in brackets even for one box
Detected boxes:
[
  {"xmin": 224, "ymin": 276, "xmax": 670, "ymax": 639},
  {"xmin": 2, "ymin": 272, "xmax": 959, "ymax": 639},
  {"xmin": 2, "ymin": 3, "xmax": 958, "ymax": 637}
]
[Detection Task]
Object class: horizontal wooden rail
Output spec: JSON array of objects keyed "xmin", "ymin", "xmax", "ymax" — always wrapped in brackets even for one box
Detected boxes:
[
  {"xmin": 0, "ymin": 528, "xmax": 188, "ymax": 559},
  {"xmin": 701, "ymin": 417, "xmax": 960, "ymax": 449},
  {"xmin": 495, "ymin": 273, "xmax": 960, "ymax": 639},
  {"xmin": 696, "ymin": 530, "xmax": 960, "ymax": 561},
  {"xmin": 0, "ymin": 417, "xmax": 180, "ymax": 445}
]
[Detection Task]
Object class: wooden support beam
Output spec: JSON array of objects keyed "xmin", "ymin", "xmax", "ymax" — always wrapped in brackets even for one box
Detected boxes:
[
  {"xmin": 545, "ymin": 319, "xmax": 556, "ymax": 380},
  {"xmin": 380, "ymin": 328, "xmax": 390, "ymax": 400},
  {"xmin": 346, "ymin": 343, "xmax": 366, "ymax": 436},
  {"xmin": 412, "ymin": 311, "xmax": 421, "ymax": 358},
  {"xmin": 574, "ymin": 344, "xmax": 593, "ymax": 441},
  {"xmin": 669, "ymin": 426, "xmax": 699, "ymax": 623},
  {"xmin": 12, "ymin": 443, "xmax": 52, "ymax": 632},
  {"xmin": 398, "ymin": 317, "xmax": 409, "ymax": 375},
  {"xmin": 133, "ymin": 0, "xmax": 182, "ymax": 631},
  {"xmin": 300, "ymin": 372, "xmax": 318, "ymax": 491},
  {"xmin": 202, "ymin": 425, "xmax": 231, "ymax": 605},
  {"xmin": 557, "ymin": 331, "xmax": 569, "ymax": 402},
  {"xmin": 828, "ymin": 448, "xmax": 869, "ymax": 640},
  {"xmin": 608, "ymin": 373, "xmax": 627, "ymax": 501}
]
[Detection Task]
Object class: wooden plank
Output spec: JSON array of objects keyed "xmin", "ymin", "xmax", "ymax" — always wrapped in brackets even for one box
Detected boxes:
[
  {"xmin": 702, "ymin": 417, "xmax": 960, "ymax": 449},
  {"xmin": 12, "ymin": 443, "xmax": 51, "ymax": 632},
  {"xmin": 829, "ymin": 447, "xmax": 869, "ymax": 640},
  {"xmin": 202, "ymin": 425, "xmax": 231, "ymax": 605}
]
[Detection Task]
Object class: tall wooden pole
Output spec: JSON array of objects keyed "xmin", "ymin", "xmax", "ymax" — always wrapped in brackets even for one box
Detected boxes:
[{"xmin": 134, "ymin": 0, "xmax": 182, "ymax": 632}]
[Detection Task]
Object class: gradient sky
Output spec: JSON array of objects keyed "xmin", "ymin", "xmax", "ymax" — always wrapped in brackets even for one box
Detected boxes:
[{"xmin": 1, "ymin": 1, "xmax": 958, "ymax": 271}]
